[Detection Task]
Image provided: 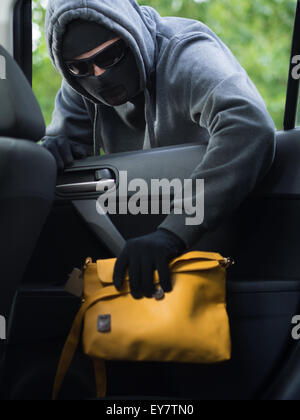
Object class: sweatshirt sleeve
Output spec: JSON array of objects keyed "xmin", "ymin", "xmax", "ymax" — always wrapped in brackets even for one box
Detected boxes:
[
  {"xmin": 159, "ymin": 34, "xmax": 276, "ymax": 248},
  {"xmin": 44, "ymin": 79, "xmax": 94, "ymax": 155}
]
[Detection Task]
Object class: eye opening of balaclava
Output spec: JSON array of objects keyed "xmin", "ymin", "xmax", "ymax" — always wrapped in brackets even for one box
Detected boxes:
[{"xmin": 62, "ymin": 19, "xmax": 141, "ymax": 107}]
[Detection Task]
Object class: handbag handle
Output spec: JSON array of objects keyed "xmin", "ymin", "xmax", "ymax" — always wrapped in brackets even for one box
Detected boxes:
[
  {"xmin": 97, "ymin": 251, "xmax": 231, "ymax": 286},
  {"xmin": 170, "ymin": 251, "xmax": 227, "ymax": 267}
]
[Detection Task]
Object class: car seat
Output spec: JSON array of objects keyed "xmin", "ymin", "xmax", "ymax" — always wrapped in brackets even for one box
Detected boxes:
[{"xmin": 0, "ymin": 45, "xmax": 56, "ymax": 355}]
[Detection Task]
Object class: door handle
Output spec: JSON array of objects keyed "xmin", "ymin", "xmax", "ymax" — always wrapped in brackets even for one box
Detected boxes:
[{"xmin": 56, "ymin": 179, "xmax": 116, "ymax": 194}]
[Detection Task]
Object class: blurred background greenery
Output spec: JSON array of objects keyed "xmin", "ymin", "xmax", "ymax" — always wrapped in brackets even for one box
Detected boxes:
[{"xmin": 32, "ymin": 0, "xmax": 297, "ymax": 130}]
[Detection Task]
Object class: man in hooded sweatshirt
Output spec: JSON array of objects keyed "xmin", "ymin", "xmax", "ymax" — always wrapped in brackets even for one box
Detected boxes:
[{"xmin": 43, "ymin": 0, "xmax": 276, "ymax": 299}]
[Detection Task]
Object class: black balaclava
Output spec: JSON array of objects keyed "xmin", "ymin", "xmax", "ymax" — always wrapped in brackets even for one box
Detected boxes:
[{"xmin": 62, "ymin": 19, "xmax": 141, "ymax": 107}]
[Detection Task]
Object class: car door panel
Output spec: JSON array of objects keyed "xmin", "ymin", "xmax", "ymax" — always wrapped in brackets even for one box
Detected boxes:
[{"xmin": 16, "ymin": 128, "xmax": 300, "ymax": 400}]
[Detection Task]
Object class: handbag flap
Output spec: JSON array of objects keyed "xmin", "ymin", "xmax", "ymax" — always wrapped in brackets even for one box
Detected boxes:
[{"xmin": 97, "ymin": 251, "xmax": 226, "ymax": 286}]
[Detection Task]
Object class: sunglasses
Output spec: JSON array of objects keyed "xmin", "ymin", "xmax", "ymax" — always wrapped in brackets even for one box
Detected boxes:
[{"xmin": 66, "ymin": 39, "xmax": 128, "ymax": 77}]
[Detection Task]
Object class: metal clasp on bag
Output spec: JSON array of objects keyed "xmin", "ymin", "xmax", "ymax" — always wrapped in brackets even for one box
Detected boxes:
[
  {"xmin": 152, "ymin": 286, "xmax": 165, "ymax": 301},
  {"xmin": 84, "ymin": 257, "xmax": 93, "ymax": 269},
  {"xmin": 220, "ymin": 257, "xmax": 235, "ymax": 269},
  {"xmin": 81, "ymin": 258, "xmax": 93, "ymax": 304}
]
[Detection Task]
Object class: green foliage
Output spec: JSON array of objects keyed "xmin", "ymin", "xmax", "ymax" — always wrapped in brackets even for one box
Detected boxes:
[
  {"xmin": 33, "ymin": 0, "xmax": 297, "ymax": 129},
  {"xmin": 32, "ymin": 2, "xmax": 62, "ymax": 126}
]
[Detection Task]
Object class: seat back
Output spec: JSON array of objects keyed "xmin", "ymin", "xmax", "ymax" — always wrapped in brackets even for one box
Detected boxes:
[
  {"xmin": 0, "ymin": 45, "xmax": 45, "ymax": 141},
  {"xmin": 0, "ymin": 46, "xmax": 56, "ymax": 353}
]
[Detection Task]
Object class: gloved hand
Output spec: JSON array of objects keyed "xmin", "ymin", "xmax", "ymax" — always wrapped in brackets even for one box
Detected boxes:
[
  {"xmin": 113, "ymin": 229, "xmax": 187, "ymax": 299},
  {"xmin": 41, "ymin": 136, "xmax": 88, "ymax": 172}
]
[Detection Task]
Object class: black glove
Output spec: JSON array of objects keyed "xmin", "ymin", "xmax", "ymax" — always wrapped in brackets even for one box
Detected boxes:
[
  {"xmin": 113, "ymin": 229, "xmax": 187, "ymax": 299},
  {"xmin": 41, "ymin": 136, "xmax": 88, "ymax": 172}
]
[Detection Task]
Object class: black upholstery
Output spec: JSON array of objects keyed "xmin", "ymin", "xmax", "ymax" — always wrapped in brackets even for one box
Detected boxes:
[
  {"xmin": 0, "ymin": 47, "xmax": 56, "ymax": 361},
  {"xmin": 0, "ymin": 139, "xmax": 56, "ymax": 320},
  {"xmin": 0, "ymin": 45, "xmax": 45, "ymax": 142}
]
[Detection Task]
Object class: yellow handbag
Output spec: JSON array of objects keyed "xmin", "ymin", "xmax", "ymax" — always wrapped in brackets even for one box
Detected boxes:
[{"xmin": 53, "ymin": 251, "xmax": 233, "ymax": 400}]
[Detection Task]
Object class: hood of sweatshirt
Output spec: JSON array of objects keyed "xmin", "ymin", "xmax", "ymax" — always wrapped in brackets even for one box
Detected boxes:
[{"xmin": 45, "ymin": 0, "xmax": 158, "ymax": 103}]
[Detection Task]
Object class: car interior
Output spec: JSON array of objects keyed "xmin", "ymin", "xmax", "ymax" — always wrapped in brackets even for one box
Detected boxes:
[{"xmin": 1, "ymin": 0, "xmax": 300, "ymax": 400}]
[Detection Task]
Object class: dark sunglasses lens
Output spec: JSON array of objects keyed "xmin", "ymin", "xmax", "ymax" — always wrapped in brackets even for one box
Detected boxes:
[
  {"xmin": 94, "ymin": 41, "xmax": 125, "ymax": 69},
  {"xmin": 67, "ymin": 40, "xmax": 126, "ymax": 77},
  {"xmin": 68, "ymin": 61, "xmax": 90, "ymax": 76}
]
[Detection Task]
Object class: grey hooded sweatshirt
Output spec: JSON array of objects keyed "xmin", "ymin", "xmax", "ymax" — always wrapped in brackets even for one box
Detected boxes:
[{"xmin": 45, "ymin": 0, "xmax": 276, "ymax": 248}]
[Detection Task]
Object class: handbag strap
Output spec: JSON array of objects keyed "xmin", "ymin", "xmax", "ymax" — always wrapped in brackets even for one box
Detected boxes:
[
  {"xmin": 94, "ymin": 358, "xmax": 107, "ymax": 398},
  {"xmin": 52, "ymin": 286, "xmax": 129, "ymax": 400}
]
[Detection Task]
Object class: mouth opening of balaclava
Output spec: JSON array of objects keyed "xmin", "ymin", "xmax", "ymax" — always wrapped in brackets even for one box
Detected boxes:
[{"xmin": 62, "ymin": 19, "xmax": 141, "ymax": 107}]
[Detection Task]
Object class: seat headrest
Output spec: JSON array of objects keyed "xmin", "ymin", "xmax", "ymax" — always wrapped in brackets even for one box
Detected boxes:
[{"xmin": 0, "ymin": 45, "xmax": 45, "ymax": 142}]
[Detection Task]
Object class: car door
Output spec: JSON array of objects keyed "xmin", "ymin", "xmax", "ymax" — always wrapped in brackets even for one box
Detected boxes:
[{"xmin": 3, "ymin": 0, "xmax": 300, "ymax": 401}]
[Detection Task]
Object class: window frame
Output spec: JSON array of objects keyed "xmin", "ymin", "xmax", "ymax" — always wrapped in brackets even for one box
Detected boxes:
[
  {"xmin": 284, "ymin": 0, "xmax": 300, "ymax": 131},
  {"xmin": 13, "ymin": 0, "xmax": 299, "ymax": 128},
  {"xmin": 13, "ymin": 0, "xmax": 32, "ymax": 85}
]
